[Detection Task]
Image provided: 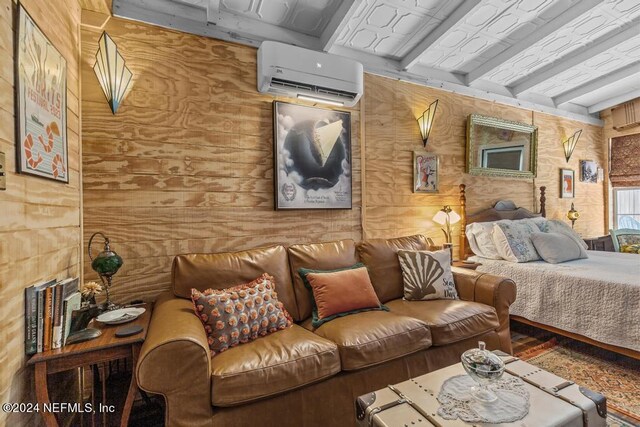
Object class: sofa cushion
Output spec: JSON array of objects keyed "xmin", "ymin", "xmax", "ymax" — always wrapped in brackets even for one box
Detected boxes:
[
  {"xmin": 210, "ymin": 324, "xmax": 340, "ymax": 406},
  {"xmin": 287, "ymin": 239, "xmax": 358, "ymax": 321},
  {"xmin": 356, "ymin": 235, "xmax": 431, "ymax": 303},
  {"xmin": 172, "ymin": 245, "xmax": 301, "ymax": 321},
  {"xmin": 299, "ymin": 264, "xmax": 387, "ymax": 328},
  {"xmin": 386, "ymin": 299, "xmax": 499, "ymax": 346},
  {"xmin": 191, "ymin": 273, "xmax": 293, "ymax": 355},
  {"xmin": 304, "ymin": 310, "xmax": 431, "ymax": 370}
]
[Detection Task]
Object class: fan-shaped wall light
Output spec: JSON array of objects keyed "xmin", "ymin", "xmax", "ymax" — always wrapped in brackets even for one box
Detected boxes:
[
  {"xmin": 417, "ymin": 99, "xmax": 439, "ymax": 147},
  {"xmin": 93, "ymin": 32, "xmax": 132, "ymax": 114},
  {"xmin": 562, "ymin": 129, "xmax": 582, "ymax": 163}
]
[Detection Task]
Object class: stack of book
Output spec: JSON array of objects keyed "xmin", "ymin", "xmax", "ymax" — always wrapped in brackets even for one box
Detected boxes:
[{"xmin": 24, "ymin": 277, "xmax": 82, "ymax": 355}]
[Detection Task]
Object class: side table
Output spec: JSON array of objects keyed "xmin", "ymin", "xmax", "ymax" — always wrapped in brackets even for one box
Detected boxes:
[
  {"xmin": 452, "ymin": 261, "xmax": 482, "ymax": 270},
  {"xmin": 28, "ymin": 304, "xmax": 152, "ymax": 427}
]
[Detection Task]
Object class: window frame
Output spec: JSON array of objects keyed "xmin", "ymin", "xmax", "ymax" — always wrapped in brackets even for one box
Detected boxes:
[{"xmin": 612, "ymin": 186, "xmax": 640, "ymax": 230}]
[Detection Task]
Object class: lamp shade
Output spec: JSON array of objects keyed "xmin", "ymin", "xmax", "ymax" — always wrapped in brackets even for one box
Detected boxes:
[
  {"xmin": 432, "ymin": 207, "xmax": 460, "ymax": 225},
  {"xmin": 417, "ymin": 99, "xmax": 438, "ymax": 147},
  {"xmin": 93, "ymin": 32, "xmax": 132, "ymax": 114},
  {"xmin": 562, "ymin": 129, "xmax": 582, "ymax": 163}
]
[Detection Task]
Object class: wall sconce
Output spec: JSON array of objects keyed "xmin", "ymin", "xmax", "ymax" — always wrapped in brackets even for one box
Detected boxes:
[
  {"xmin": 432, "ymin": 205, "xmax": 461, "ymax": 244},
  {"xmin": 567, "ymin": 203, "xmax": 580, "ymax": 229},
  {"xmin": 562, "ymin": 129, "xmax": 582, "ymax": 162},
  {"xmin": 93, "ymin": 32, "xmax": 132, "ymax": 114},
  {"xmin": 417, "ymin": 99, "xmax": 439, "ymax": 147}
]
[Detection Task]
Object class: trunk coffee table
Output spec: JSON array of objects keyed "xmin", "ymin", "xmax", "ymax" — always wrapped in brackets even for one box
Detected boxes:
[{"xmin": 356, "ymin": 352, "xmax": 606, "ymax": 427}]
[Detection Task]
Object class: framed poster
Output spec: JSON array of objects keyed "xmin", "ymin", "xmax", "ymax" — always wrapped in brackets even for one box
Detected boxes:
[
  {"xmin": 274, "ymin": 102, "xmax": 351, "ymax": 210},
  {"xmin": 413, "ymin": 152, "xmax": 438, "ymax": 193},
  {"xmin": 580, "ymin": 160, "xmax": 598, "ymax": 184},
  {"xmin": 560, "ymin": 169, "xmax": 574, "ymax": 198},
  {"xmin": 15, "ymin": 4, "xmax": 68, "ymax": 182}
]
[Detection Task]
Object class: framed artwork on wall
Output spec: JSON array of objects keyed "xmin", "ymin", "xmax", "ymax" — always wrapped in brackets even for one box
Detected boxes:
[
  {"xmin": 413, "ymin": 152, "xmax": 438, "ymax": 193},
  {"xmin": 580, "ymin": 160, "xmax": 598, "ymax": 184},
  {"xmin": 15, "ymin": 3, "xmax": 68, "ymax": 183},
  {"xmin": 560, "ymin": 169, "xmax": 575, "ymax": 198},
  {"xmin": 273, "ymin": 102, "xmax": 351, "ymax": 210}
]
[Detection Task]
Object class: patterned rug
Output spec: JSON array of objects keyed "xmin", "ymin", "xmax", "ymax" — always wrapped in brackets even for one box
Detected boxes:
[{"xmin": 512, "ymin": 324, "xmax": 640, "ymax": 427}]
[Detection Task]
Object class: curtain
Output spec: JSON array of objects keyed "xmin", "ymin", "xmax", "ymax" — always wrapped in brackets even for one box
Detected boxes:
[{"xmin": 610, "ymin": 133, "xmax": 640, "ymax": 187}]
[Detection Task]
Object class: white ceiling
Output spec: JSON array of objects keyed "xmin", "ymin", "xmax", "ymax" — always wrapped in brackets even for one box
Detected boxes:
[{"xmin": 113, "ymin": 0, "xmax": 640, "ymax": 124}]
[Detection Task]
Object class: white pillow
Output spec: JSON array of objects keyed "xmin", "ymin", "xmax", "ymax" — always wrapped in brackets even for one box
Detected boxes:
[
  {"xmin": 397, "ymin": 249, "xmax": 459, "ymax": 301},
  {"xmin": 545, "ymin": 220, "xmax": 588, "ymax": 250},
  {"xmin": 466, "ymin": 222, "xmax": 503, "ymax": 259},
  {"xmin": 530, "ymin": 232, "xmax": 588, "ymax": 264},
  {"xmin": 492, "ymin": 219, "xmax": 542, "ymax": 262}
]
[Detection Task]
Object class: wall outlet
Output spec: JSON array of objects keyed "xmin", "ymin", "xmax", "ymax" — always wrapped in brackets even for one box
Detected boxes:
[{"xmin": 0, "ymin": 152, "xmax": 6, "ymax": 190}]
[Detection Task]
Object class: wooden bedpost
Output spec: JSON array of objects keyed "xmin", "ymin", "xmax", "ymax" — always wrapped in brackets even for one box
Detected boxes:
[
  {"xmin": 539, "ymin": 186, "xmax": 546, "ymax": 218},
  {"xmin": 459, "ymin": 184, "xmax": 466, "ymax": 260}
]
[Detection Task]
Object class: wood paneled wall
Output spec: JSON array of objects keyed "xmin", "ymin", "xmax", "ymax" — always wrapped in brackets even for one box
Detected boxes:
[
  {"xmin": 81, "ymin": 18, "xmax": 605, "ymax": 303},
  {"xmin": 0, "ymin": 0, "xmax": 82, "ymax": 425},
  {"xmin": 80, "ymin": 17, "xmax": 361, "ymax": 303},
  {"xmin": 363, "ymin": 75, "xmax": 606, "ymax": 253}
]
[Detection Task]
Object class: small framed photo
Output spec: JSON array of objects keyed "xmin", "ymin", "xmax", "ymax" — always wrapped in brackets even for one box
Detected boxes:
[
  {"xmin": 413, "ymin": 152, "xmax": 438, "ymax": 193},
  {"xmin": 560, "ymin": 169, "xmax": 575, "ymax": 198},
  {"xmin": 580, "ymin": 160, "xmax": 598, "ymax": 183}
]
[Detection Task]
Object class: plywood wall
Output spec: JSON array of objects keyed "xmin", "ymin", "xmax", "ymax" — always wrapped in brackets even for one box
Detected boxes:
[
  {"xmin": 0, "ymin": 0, "xmax": 82, "ymax": 425},
  {"xmin": 81, "ymin": 18, "xmax": 605, "ymax": 303},
  {"xmin": 363, "ymin": 75, "xmax": 605, "ymax": 254},
  {"xmin": 80, "ymin": 17, "xmax": 362, "ymax": 303}
]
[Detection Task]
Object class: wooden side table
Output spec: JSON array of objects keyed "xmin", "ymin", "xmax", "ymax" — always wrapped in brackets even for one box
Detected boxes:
[
  {"xmin": 452, "ymin": 261, "xmax": 482, "ymax": 270},
  {"xmin": 28, "ymin": 304, "xmax": 151, "ymax": 427},
  {"xmin": 583, "ymin": 235, "xmax": 614, "ymax": 252}
]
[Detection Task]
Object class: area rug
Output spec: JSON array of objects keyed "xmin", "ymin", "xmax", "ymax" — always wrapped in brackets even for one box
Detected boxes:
[{"xmin": 515, "ymin": 337, "xmax": 640, "ymax": 426}]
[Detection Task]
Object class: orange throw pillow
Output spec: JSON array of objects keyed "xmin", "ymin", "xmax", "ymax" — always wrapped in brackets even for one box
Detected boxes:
[{"xmin": 302, "ymin": 265, "xmax": 385, "ymax": 327}]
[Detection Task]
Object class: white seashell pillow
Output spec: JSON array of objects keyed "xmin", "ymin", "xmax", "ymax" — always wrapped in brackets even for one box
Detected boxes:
[{"xmin": 397, "ymin": 249, "xmax": 459, "ymax": 301}]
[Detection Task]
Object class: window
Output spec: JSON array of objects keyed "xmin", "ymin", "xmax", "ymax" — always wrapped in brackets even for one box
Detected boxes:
[{"xmin": 613, "ymin": 187, "xmax": 640, "ymax": 230}]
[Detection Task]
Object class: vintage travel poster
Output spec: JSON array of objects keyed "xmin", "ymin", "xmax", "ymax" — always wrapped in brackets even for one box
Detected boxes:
[
  {"xmin": 16, "ymin": 5, "xmax": 68, "ymax": 182},
  {"xmin": 274, "ymin": 102, "xmax": 351, "ymax": 209}
]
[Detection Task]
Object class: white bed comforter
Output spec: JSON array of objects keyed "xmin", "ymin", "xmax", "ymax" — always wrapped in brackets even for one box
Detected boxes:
[{"xmin": 469, "ymin": 251, "xmax": 640, "ymax": 352}]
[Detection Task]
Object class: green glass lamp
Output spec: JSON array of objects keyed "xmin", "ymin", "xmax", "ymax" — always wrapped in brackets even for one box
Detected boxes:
[{"xmin": 88, "ymin": 232, "xmax": 123, "ymax": 310}]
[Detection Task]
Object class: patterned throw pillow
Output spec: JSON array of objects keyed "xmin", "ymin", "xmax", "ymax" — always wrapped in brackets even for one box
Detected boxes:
[
  {"xmin": 299, "ymin": 263, "xmax": 388, "ymax": 328},
  {"xmin": 191, "ymin": 273, "xmax": 293, "ymax": 355},
  {"xmin": 492, "ymin": 219, "xmax": 542, "ymax": 262},
  {"xmin": 397, "ymin": 249, "xmax": 458, "ymax": 301},
  {"xmin": 621, "ymin": 244, "xmax": 640, "ymax": 254}
]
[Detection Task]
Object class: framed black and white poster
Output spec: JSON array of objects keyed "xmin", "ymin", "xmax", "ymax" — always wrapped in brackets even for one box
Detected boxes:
[
  {"xmin": 274, "ymin": 102, "xmax": 351, "ymax": 210},
  {"xmin": 15, "ymin": 4, "xmax": 68, "ymax": 182},
  {"xmin": 580, "ymin": 160, "xmax": 598, "ymax": 183}
]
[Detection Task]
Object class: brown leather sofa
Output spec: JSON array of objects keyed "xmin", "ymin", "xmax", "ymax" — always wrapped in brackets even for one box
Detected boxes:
[{"xmin": 137, "ymin": 235, "xmax": 516, "ymax": 427}]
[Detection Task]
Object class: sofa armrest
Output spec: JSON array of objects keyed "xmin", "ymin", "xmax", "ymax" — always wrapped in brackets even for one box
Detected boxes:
[
  {"xmin": 137, "ymin": 291, "xmax": 213, "ymax": 426},
  {"xmin": 452, "ymin": 268, "xmax": 517, "ymax": 353}
]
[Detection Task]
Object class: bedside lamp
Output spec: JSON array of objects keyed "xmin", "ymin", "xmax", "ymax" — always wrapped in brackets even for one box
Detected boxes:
[
  {"xmin": 88, "ymin": 232, "xmax": 123, "ymax": 311},
  {"xmin": 432, "ymin": 206, "xmax": 461, "ymax": 244},
  {"xmin": 567, "ymin": 203, "xmax": 580, "ymax": 229}
]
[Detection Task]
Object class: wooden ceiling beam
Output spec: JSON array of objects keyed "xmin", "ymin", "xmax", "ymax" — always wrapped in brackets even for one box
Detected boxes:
[
  {"xmin": 553, "ymin": 62, "xmax": 640, "ymax": 105},
  {"xmin": 320, "ymin": 0, "xmax": 361, "ymax": 52}
]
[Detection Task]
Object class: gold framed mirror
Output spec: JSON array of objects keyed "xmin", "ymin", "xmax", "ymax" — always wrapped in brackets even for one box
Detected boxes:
[{"xmin": 466, "ymin": 114, "xmax": 538, "ymax": 179}]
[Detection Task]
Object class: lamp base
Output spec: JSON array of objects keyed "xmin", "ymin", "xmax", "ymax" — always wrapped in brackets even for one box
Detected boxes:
[{"xmin": 102, "ymin": 300, "xmax": 121, "ymax": 311}]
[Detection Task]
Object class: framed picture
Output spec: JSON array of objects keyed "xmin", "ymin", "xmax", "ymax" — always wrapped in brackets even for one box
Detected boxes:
[
  {"xmin": 560, "ymin": 169, "xmax": 575, "ymax": 198},
  {"xmin": 274, "ymin": 102, "xmax": 351, "ymax": 209},
  {"xmin": 15, "ymin": 4, "xmax": 68, "ymax": 182},
  {"xmin": 580, "ymin": 160, "xmax": 598, "ymax": 184},
  {"xmin": 413, "ymin": 152, "xmax": 438, "ymax": 193}
]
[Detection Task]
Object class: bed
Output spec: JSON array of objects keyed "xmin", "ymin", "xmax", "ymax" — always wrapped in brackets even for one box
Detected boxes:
[{"xmin": 457, "ymin": 184, "xmax": 640, "ymax": 359}]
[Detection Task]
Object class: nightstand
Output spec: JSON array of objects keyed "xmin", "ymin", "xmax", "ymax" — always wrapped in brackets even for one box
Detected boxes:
[
  {"xmin": 452, "ymin": 261, "xmax": 482, "ymax": 270},
  {"xmin": 28, "ymin": 304, "xmax": 151, "ymax": 427},
  {"xmin": 583, "ymin": 235, "xmax": 614, "ymax": 252}
]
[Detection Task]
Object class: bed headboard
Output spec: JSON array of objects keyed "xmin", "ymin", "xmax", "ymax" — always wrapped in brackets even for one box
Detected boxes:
[{"xmin": 458, "ymin": 184, "xmax": 546, "ymax": 260}]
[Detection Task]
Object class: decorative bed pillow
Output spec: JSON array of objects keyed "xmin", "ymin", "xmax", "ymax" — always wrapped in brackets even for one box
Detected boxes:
[
  {"xmin": 191, "ymin": 273, "xmax": 293, "ymax": 355},
  {"xmin": 299, "ymin": 263, "xmax": 387, "ymax": 328},
  {"xmin": 545, "ymin": 220, "xmax": 588, "ymax": 250},
  {"xmin": 491, "ymin": 220, "xmax": 542, "ymax": 262},
  {"xmin": 397, "ymin": 249, "xmax": 458, "ymax": 301},
  {"xmin": 466, "ymin": 222, "xmax": 502, "ymax": 259},
  {"xmin": 530, "ymin": 232, "xmax": 588, "ymax": 264}
]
